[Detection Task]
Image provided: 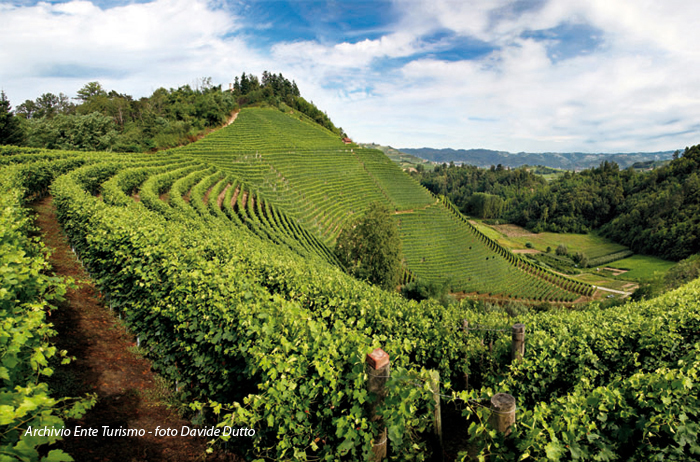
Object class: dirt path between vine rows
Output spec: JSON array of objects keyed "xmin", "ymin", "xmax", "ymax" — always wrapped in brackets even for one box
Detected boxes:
[{"xmin": 32, "ymin": 196, "xmax": 241, "ymax": 462}]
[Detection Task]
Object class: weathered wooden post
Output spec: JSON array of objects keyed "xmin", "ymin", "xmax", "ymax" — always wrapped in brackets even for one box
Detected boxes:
[
  {"xmin": 487, "ymin": 393, "xmax": 516, "ymax": 436},
  {"xmin": 429, "ymin": 370, "xmax": 443, "ymax": 461},
  {"xmin": 366, "ymin": 348, "xmax": 389, "ymax": 461},
  {"xmin": 511, "ymin": 323, "xmax": 525, "ymax": 362},
  {"xmin": 463, "ymin": 320, "xmax": 469, "ymax": 390}
]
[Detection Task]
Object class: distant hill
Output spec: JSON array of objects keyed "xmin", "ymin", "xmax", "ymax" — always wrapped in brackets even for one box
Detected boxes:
[
  {"xmin": 358, "ymin": 143, "xmax": 432, "ymax": 170},
  {"xmin": 399, "ymin": 147, "xmax": 677, "ymax": 170}
]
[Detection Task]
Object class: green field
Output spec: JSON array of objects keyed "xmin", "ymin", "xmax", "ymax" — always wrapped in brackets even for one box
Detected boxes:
[
  {"xmin": 574, "ymin": 272, "xmax": 638, "ymax": 292},
  {"xmin": 490, "ymin": 225, "xmax": 628, "ymax": 259},
  {"xmin": 471, "ymin": 220, "xmax": 678, "ymax": 289},
  {"xmin": 606, "ymin": 254, "xmax": 677, "ymax": 281}
]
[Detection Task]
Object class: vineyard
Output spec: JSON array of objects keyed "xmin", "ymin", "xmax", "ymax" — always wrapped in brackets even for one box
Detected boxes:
[
  {"xmin": 171, "ymin": 107, "xmax": 591, "ymax": 302},
  {"xmin": 2, "ymin": 110, "xmax": 699, "ymax": 461}
]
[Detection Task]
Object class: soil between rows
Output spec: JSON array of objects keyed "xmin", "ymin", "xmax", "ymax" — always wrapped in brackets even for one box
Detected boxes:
[{"xmin": 32, "ymin": 196, "xmax": 242, "ymax": 462}]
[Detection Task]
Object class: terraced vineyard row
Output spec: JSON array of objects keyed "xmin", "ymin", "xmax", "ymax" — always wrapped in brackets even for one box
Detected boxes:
[
  {"xmin": 171, "ymin": 108, "xmax": 590, "ymax": 301},
  {"xmin": 438, "ymin": 196, "xmax": 595, "ymax": 298},
  {"xmin": 96, "ymin": 155, "xmax": 341, "ymax": 266}
]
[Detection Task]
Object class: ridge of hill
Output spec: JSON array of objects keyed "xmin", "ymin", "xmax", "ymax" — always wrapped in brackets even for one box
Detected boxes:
[{"xmin": 398, "ymin": 146, "xmax": 676, "ymax": 170}]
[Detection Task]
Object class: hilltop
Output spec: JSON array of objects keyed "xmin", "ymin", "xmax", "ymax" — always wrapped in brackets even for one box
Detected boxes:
[{"xmin": 0, "ymin": 72, "xmax": 340, "ymax": 153}]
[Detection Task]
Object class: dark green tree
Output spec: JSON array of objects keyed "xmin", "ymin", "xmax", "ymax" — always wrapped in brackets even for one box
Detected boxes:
[
  {"xmin": 0, "ymin": 91, "xmax": 24, "ymax": 145},
  {"xmin": 26, "ymin": 112, "xmax": 117, "ymax": 151},
  {"xmin": 76, "ymin": 81, "xmax": 107, "ymax": 102},
  {"xmin": 468, "ymin": 192, "xmax": 504, "ymax": 219},
  {"xmin": 335, "ymin": 202, "xmax": 403, "ymax": 290},
  {"xmin": 664, "ymin": 254, "xmax": 700, "ymax": 289}
]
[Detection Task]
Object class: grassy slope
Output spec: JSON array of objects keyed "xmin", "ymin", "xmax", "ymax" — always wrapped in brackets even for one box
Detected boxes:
[
  {"xmin": 472, "ymin": 220, "xmax": 677, "ymax": 289},
  {"xmin": 607, "ymin": 254, "xmax": 677, "ymax": 281}
]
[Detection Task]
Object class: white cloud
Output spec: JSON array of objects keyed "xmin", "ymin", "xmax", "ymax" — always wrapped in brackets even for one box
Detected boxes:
[
  {"xmin": 1, "ymin": 0, "xmax": 698, "ymax": 152},
  {"xmin": 0, "ymin": 0, "xmax": 263, "ymax": 102},
  {"xmin": 277, "ymin": 0, "xmax": 700, "ymax": 152}
]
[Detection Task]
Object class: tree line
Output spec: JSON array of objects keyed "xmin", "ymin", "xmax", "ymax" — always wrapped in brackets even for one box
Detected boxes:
[
  {"xmin": 1, "ymin": 78, "xmax": 237, "ymax": 152},
  {"xmin": 414, "ymin": 163, "xmax": 547, "ymax": 219},
  {"xmin": 414, "ymin": 149, "xmax": 700, "ymax": 261},
  {"xmin": 0, "ymin": 72, "xmax": 343, "ymax": 152}
]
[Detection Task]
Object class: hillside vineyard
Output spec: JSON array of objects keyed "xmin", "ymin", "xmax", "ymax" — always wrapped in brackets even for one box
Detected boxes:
[
  {"xmin": 173, "ymin": 108, "xmax": 591, "ymax": 301},
  {"xmin": 3, "ymin": 108, "xmax": 697, "ymax": 460}
]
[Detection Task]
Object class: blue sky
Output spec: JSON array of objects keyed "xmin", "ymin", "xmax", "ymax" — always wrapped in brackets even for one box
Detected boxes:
[{"xmin": 1, "ymin": 0, "xmax": 698, "ymax": 152}]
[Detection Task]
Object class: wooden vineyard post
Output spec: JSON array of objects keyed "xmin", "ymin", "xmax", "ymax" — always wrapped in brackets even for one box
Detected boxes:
[
  {"xmin": 429, "ymin": 370, "xmax": 444, "ymax": 461},
  {"xmin": 511, "ymin": 323, "xmax": 525, "ymax": 362},
  {"xmin": 366, "ymin": 348, "xmax": 390, "ymax": 461},
  {"xmin": 487, "ymin": 393, "xmax": 516, "ymax": 436},
  {"xmin": 463, "ymin": 320, "xmax": 469, "ymax": 390}
]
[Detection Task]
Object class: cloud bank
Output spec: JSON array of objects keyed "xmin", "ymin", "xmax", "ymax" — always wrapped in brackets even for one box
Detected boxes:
[{"xmin": 1, "ymin": 0, "xmax": 698, "ymax": 152}]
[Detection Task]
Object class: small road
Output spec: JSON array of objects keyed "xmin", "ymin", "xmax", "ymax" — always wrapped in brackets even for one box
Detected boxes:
[{"xmin": 593, "ymin": 285, "xmax": 633, "ymax": 296}]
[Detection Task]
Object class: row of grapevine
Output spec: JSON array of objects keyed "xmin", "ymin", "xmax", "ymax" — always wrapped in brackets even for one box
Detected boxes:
[
  {"xmin": 439, "ymin": 195, "xmax": 595, "ymax": 298},
  {"xmin": 0, "ymin": 162, "xmax": 96, "ymax": 461},
  {"xmin": 4, "ymin": 146, "xmax": 699, "ymax": 460},
  {"xmin": 173, "ymin": 108, "xmax": 585, "ymax": 301}
]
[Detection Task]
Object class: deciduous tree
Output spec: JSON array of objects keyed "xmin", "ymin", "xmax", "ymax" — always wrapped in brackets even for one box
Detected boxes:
[{"xmin": 335, "ymin": 202, "xmax": 403, "ymax": 290}]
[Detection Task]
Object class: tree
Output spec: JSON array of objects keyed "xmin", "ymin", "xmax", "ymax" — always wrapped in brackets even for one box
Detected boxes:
[
  {"xmin": 16, "ymin": 93, "xmax": 72, "ymax": 119},
  {"xmin": 25, "ymin": 112, "xmax": 117, "ymax": 151},
  {"xmin": 0, "ymin": 91, "xmax": 24, "ymax": 145},
  {"xmin": 664, "ymin": 254, "xmax": 700, "ymax": 289},
  {"xmin": 572, "ymin": 251, "xmax": 589, "ymax": 268},
  {"xmin": 76, "ymin": 81, "xmax": 106, "ymax": 102},
  {"xmin": 335, "ymin": 202, "xmax": 403, "ymax": 290},
  {"xmin": 468, "ymin": 192, "xmax": 504, "ymax": 219}
]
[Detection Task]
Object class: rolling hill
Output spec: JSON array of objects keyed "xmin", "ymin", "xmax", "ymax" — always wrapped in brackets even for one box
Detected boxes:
[{"xmin": 172, "ymin": 107, "xmax": 591, "ymax": 301}]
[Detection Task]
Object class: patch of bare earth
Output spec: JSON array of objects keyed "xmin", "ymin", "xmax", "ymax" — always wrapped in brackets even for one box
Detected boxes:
[
  {"xmin": 512, "ymin": 249, "xmax": 540, "ymax": 254},
  {"xmin": 225, "ymin": 111, "xmax": 239, "ymax": 126},
  {"xmin": 231, "ymin": 186, "xmax": 240, "ymax": 210},
  {"xmin": 217, "ymin": 184, "xmax": 231, "ymax": 210},
  {"xmin": 490, "ymin": 223, "xmax": 537, "ymax": 238},
  {"xmin": 603, "ymin": 267, "xmax": 629, "ymax": 276},
  {"xmin": 32, "ymin": 196, "xmax": 241, "ymax": 462}
]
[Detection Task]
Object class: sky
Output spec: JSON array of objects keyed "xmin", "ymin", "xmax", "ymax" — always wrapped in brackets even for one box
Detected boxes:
[{"xmin": 1, "ymin": 0, "xmax": 698, "ymax": 153}]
